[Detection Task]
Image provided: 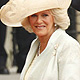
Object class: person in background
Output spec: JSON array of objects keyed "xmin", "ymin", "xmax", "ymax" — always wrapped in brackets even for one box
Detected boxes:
[
  {"xmin": 66, "ymin": 0, "xmax": 80, "ymax": 40},
  {"xmin": 0, "ymin": 0, "xmax": 36, "ymax": 74},
  {"xmin": 71, "ymin": 0, "xmax": 80, "ymax": 11},
  {"xmin": 14, "ymin": 27, "xmax": 36, "ymax": 73},
  {"xmin": 66, "ymin": 0, "xmax": 80, "ymax": 39},
  {"xmin": 0, "ymin": 0, "xmax": 9, "ymax": 74}
]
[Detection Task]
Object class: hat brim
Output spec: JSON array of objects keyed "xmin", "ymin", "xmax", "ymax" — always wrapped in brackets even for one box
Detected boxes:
[{"xmin": 1, "ymin": 0, "xmax": 71, "ymax": 27}]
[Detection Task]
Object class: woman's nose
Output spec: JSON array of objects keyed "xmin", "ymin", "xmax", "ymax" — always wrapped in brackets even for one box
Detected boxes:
[{"xmin": 36, "ymin": 16, "xmax": 43, "ymax": 24}]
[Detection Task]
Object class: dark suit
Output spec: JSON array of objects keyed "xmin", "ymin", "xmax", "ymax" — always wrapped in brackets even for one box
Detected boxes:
[
  {"xmin": 0, "ymin": 0, "xmax": 36, "ymax": 73},
  {"xmin": 0, "ymin": 21, "xmax": 7, "ymax": 69},
  {"xmin": 0, "ymin": 0, "xmax": 9, "ymax": 74},
  {"xmin": 14, "ymin": 27, "xmax": 36, "ymax": 73},
  {"xmin": 66, "ymin": 0, "xmax": 80, "ymax": 39},
  {"xmin": 71, "ymin": 0, "xmax": 80, "ymax": 11}
]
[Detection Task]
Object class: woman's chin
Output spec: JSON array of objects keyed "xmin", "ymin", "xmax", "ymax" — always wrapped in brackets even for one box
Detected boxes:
[{"xmin": 36, "ymin": 32, "xmax": 47, "ymax": 37}]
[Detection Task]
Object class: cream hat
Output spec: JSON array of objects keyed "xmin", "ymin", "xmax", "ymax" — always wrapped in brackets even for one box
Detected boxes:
[{"xmin": 0, "ymin": 0, "xmax": 71, "ymax": 32}]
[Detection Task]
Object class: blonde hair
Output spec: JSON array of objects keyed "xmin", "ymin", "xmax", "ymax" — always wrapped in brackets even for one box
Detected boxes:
[{"xmin": 51, "ymin": 8, "xmax": 70, "ymax": 30}]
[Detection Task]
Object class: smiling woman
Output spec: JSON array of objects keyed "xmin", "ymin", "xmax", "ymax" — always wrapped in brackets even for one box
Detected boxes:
[{"xmin": 0, "ymin": 0, "xmax": 80, "ymax": 80}]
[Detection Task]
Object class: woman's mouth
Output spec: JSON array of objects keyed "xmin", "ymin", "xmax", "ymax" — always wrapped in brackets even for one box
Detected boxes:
[{"xmin": 35, "ymin": 25, "xmax": 45, "ymax": 29}]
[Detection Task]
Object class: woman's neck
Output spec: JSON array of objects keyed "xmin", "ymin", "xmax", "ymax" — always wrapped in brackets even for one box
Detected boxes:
[
  {"xmin": 38, "ymin": 26, "xmax": 58, "ymax": 53},
  {"xmin": 38, "ymin": 34, "xmax": 51, "ymax": 53}
]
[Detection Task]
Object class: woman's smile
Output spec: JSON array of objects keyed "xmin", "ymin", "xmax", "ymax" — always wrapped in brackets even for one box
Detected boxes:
[{"xmin": 35, "ymin": 25, "xmax": 46, "ymax": 29}]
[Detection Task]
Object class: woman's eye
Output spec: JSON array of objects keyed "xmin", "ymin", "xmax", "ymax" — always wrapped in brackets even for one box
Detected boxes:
[
  {"xmin": 31, "ymin": 14, "xmax": 37, "ymax": 17},
  {"xmin": 42, "ymin": 14, "xmax": 48, "ymax": 17}
]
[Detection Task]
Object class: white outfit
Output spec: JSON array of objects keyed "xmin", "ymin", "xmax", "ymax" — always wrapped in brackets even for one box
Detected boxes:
[{"xmin": 20, "ymin": 28, "xmax": 80, "ymax": 80}]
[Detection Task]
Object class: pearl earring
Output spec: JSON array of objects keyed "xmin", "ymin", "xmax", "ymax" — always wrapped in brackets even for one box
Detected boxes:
[{"xmin": 54, "ymin": 24, "xmax": 57, "ymax": 27}]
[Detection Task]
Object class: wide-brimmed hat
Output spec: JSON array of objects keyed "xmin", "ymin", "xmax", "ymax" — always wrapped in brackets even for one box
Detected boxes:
[{"xmin": 0, "ymin": 0, "xmax": 71, "ymax": 32}]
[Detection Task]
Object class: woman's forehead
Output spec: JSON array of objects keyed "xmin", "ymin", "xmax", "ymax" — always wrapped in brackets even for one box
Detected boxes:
[{"xmin": 32, "ymin": 10, "xmax": 51, "ymax": 15}]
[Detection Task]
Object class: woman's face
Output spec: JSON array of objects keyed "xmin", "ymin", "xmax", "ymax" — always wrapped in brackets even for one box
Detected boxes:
[{"xmin": 28, "ymin": 10, "xmax": 55, "ymax": 37}]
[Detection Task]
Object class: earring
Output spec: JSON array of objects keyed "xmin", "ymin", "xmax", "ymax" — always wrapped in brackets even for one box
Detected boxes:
[
  {"xmin": 54, "ymin": 23, "xmax": 59, "ymax": 31},
  {"xmin": 54, "ymin": 24, "xmax": 57, "ymax": 27}
]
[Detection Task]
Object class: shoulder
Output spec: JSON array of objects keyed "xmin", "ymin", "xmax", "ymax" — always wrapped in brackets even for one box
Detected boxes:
[
  {"xmin": 59, "ymin": 31, "xmax": 80, "ymax": 47},
  {"xmin": 57, "ymin": 32, "xmax": 80, "ymax": 62}
]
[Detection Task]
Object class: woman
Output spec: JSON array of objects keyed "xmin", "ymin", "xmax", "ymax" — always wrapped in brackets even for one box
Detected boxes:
[{"xmin": 0, "ymin": 0, "xmax": 80, "ymax": 80}]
